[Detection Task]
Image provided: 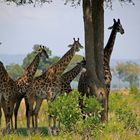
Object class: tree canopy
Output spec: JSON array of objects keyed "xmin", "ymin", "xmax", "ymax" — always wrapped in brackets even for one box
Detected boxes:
[
  {"xmin": 2, "ymin": 0, "xmax": 134, "ymax": 7},
  {"xmin": 114, "ymin": 61, "xmax": 140, "ymax": 87}
]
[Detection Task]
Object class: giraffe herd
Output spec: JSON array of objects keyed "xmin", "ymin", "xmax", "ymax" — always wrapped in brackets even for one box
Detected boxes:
[{"xmin": 0, "ymin": 19, "xmax": 124, "ymax": 134}]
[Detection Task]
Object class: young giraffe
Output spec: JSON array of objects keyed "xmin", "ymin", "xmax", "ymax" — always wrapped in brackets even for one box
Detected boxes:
[
  {"xmin": 25, "ymin": 38, "xmax": 83, "ymax": 130},
  {"xmin": 78, "ymin": 18, "xmax": 124, "ymax": 118},
  {"xmin": 14, "ymin": 45, "xmax": 49, "ymax": 129},
  {"xmin": 0, "ymin": 61, "xmax": 19, "ymax": 132}
]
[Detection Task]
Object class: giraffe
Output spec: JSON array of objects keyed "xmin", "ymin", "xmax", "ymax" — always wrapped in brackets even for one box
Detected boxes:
[
  {"xmin": 103, "ymin": 18, "xmax": 124, "ymax": 116},
  {"xmin": 0, "ymin": 61, "xmax": 19, "ymax": 132},
  {"xmin": 78, "ymin": 18, "xmax": 124, "ymax": 119},
  {"xmin": 60, "ymin": 57, "xmax": 86, "ymax": 93},
  {"xmin": 25, "ymin": 38, "xmax": 83, "ymax": 131},
  {"xmin": 32, "ymin": 57, "xmax": 86, "ymax": 131},
  {"xmin": 14, "ymin": 45, "xmax": 49, "ymax": 129}
]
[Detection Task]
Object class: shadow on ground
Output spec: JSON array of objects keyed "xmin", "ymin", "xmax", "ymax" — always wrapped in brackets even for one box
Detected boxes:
[{"xmin": 2, "ymin": 127, "xmax": 49, "ymax": 137}]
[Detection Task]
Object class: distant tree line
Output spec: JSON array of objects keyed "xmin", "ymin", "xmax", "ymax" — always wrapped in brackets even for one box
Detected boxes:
[{"xmin": 6, "ymin": 46, "xmax": 140, "ymax": 88}]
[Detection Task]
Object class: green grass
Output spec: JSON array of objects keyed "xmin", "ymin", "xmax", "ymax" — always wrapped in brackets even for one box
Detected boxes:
[{"xmin": 0, "ymin": 89, "xmax": 140, "ymax": 140}]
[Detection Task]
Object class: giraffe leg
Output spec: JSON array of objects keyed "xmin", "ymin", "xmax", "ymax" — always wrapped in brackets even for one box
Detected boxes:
[
  {"xmin": 48, "ymin": 114, "xmax": 53, "ymax": 135},
  {"xmin": 34, "ymin": 98, "xmax": 43, "ymax": 129},
  {"xmin": 14, "ymin": 97, "xmax": 22, "ymax": 129},
  {"xmin": 10, "ymin": 104, "xmax": 14, "ymax": 131},
  {"xmin": 26, "ymin": 95, "xmax": 34, "ymax": 130},
  {"xmin": 6, "ymin": 106, "xmax": 11, "ymax": 133}
]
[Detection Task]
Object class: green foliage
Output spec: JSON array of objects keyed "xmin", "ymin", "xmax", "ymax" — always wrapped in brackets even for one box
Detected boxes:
[
  {"xmin": 109, "ymin": 92, "xmax": 123, "ymax": 112},
  {"xmin": 48, "ymin": 90, "xmax": 103, "ymax": 136},
  {"xmin": 129, "ymin": 85, "xmax": 140, "ymax": 98},
  {"xmin": 115, "ymin": 101, "xmax": 139, "ymax": 131},
  {"xmin": 109, "ymin": 90, "xmax": 139, "ymax": 133},
  {"xmin": 48, "ymin": 90, "xmax": 82, "ymax": 132},
  {"xmin": 6, "ymin": 63, "xmax": 24, "ymax": 80}
]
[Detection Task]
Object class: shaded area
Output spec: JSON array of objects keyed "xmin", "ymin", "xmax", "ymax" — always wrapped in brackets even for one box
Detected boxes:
[{"xmin": 2, "ymin": 127, "xmax": 49, "ymax": 137}]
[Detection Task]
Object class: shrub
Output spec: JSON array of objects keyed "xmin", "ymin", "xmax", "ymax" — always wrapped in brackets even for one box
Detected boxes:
[
  {"xmin": 129, "ymin": 85, "xmax": 140, "ymax": 98},
  {"xmin": 115, "ymin": 100, "xmax": 139, "ymax": 131},
  {"xmin": 109, "ymin": 92, "xmax": 123, "ymax": 112},
  {"xmin": 48, "ymin": 90, "xmax": 103, "ymax": 136}
]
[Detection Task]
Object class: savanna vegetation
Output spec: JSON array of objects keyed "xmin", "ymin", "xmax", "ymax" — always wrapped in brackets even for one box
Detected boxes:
[{"xmin": 0, "ymin": 87, "xmax": 139, "ymax": 139}]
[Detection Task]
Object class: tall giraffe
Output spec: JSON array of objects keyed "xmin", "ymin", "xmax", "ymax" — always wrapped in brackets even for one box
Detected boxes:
[
  {"xmin": 104, "ymin": 18, "xmax": 124, "ymax": 92},
  {"xmin": 0, "ymin": 61, "xmax": 19, "ymax": 132},
  {"xmin": 32, "ymin": 58, "xmax": 86, "ymax": 130},
  {"xmin": 14, "ymin": 45, "xmax": 49, "ymax": 129},
  {"xmin": 25, "ymin": 38, "xmax": 83, "ymax": 129},
  {"xmin": 78, "ymin": 18, "xmax": 124, "ymax": 118},
  {"xmin": 104, "ymin": 18, "xmax": 124, "ymax": 117}
]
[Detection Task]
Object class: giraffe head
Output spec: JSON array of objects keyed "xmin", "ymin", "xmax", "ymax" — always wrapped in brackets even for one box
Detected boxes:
[
  {"xmin": 108, "ymin": 19, "xmax": 124, "ymax": 34},
  {"xmin": 35, "ymin": 45, "xmax": 49, "ymax": 59},
  {"xmin": 68, "ymin": 38, "xmax": 83, "ymax": 52},
  {"xmin": 77, "ymin": 57, "xmax": 86, "ymax": 67},
  {"xmin": 77, "ymin": 57, "xmax": 87, "ymax": 72}
]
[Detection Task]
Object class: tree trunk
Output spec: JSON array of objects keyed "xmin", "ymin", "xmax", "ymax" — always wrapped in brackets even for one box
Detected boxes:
[
  {"xmin": 83, "ymin": 0, "xmax": 108, "ymax": 122},
  {"xmin": 83, "ymin": 0, "xmax": 96, "ymax": 95}
]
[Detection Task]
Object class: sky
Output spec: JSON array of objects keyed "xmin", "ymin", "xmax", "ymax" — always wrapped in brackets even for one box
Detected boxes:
[{"xmin": 0, "ymin": 0, "xmax": 140, "ymax": 60}]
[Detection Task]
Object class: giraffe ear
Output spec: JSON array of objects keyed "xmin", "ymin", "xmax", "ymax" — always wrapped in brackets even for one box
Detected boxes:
[
  {"xmin": 108, "ymin": 26, "xmax": 113, "ymax": 30},
  {"xmin": 68, "ymin": 44, "xmax": 73, "ymax": 48},
  {"xmin": 113, "ymin": 19, "xmax": 116, "ymax": 23},
  {"xmin": 118, "ymin": 18, "xmax": 120, "ymax": 23},
  {"xmin": 77, "ymin": 38, "xmax": 79, "ymax": 42}
]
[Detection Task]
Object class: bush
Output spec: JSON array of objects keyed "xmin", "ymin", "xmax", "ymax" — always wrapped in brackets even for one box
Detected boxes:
[
  {"xmin": 109, "ymin": 92, "xmax": 123, "ymax": 112},
  {"xmin": 115, "ymin": 100, "xmax": 139, "ymax": 131},
  {"xmin": 129, "ymin": 85, "xmax": 140, "ymax": 98},
  {"xmin": 48, "ymin": 90, "xmax": 103, "ymax": 136}
]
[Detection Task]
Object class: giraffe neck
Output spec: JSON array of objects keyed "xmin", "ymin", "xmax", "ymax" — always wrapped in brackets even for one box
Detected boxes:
[
  {"xmin": 0, "ymin": 64, "xmax": 9, "ymax": 81},
  {"xmin": 104, "ymin": 28, "xmax": 117, "ymax": 65},
  {"xmin": 61, "ymin": 64, "xmax": 82, "ymax": 84},
  {"xmin": 24, "ymin": 54, "xmax": 40, "ymax": 78},
  {"xmin": 103, "ymin": 28, "xmax": 117, "ymax": 87},
  {"xmin": 46, "ymin": 47, "xmax": 76, "ymax": 79}
]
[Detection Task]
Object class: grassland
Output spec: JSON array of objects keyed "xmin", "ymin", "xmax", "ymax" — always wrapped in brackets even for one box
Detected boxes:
[{"xmin": 0, "ymin": 88, "xmax": 139, "ymax": 140}]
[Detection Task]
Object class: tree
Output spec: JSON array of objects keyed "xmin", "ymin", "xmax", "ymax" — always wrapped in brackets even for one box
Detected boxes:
[
  {"xmin": 115, "ymin": 61, "xmax": 140, "ymax": 87},
  {"xmin": 6, "ymin": 64, "xmax": 24, "ymax": 80},
  {"xmin": 65, "ymin": 0, "xmax": 134, "ymax": 121},
  {"xmin": 2, "ymin": 0, "xmax": 134, "ymax": 121}
]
